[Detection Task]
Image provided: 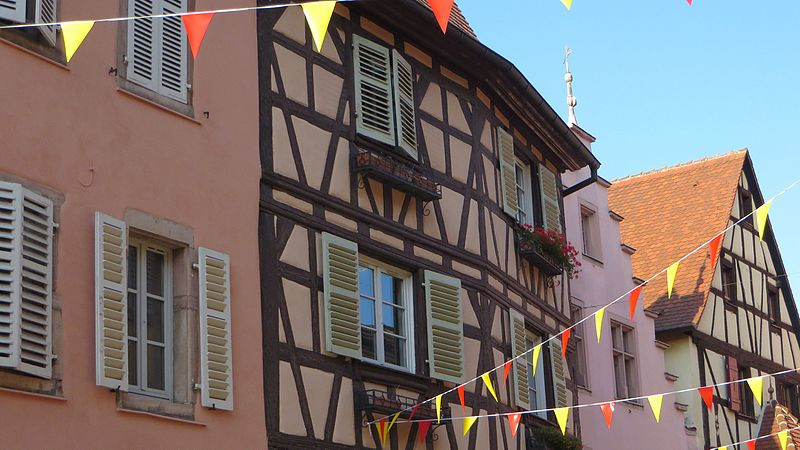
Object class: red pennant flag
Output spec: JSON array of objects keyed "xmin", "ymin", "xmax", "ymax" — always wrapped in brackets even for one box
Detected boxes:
[
  {"xmin": 429, "ymin": 0, "xmax": 454, "ymax": 34},
  {"xmin": 561, "ymin": 329, "xmax": 571, "ymax": 358},
  {"xmin": 376, "ymin": 417, "xmax": 387, "ymax": 445},
  {"xmin": 600, "ymin": 402, "xmax": 615, "ymax": 429},
  {"xmin": 745, "ymin": 440, "xmax": 756, "ymax": 450},
  {"xmin": 630, "ymin": 286, "xmax": 643, "ymax": 320},
  {"xmin": 698, "ymin": 386, "xmax": 714, "ymax": 411},
  {"xmin": 687, "ymin": 0, "xmax": 692, "ymax": 5},
  {"xmin": 182, "ymin": 12, "xmax": 215, "ymax": 59},
  {"xmin": 418, "ymin": 420, "xmax": 432, "ymax": 444},
  {"xmin": 458, "ymin": 385, "xmax": 466, "ymax": 412},
  {"xmin": 503, "ymin": 360, "xmax": 513, "ymax": 385},
  {"xmin": 508, "ymin": 413, "xmax": 522, "ymax": 438},
  {"xmin": 708, "ymin": 235, "xmax": 723, "ymax": 270},
  {"xmin": 408, "ymin": 404, "xmax": 418, "ymax": 421}
]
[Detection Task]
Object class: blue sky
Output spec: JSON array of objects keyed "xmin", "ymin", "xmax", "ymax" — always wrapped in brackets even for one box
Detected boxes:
[{"xmin": 457, "ymin": 0, "xmax": 800, "ymax": 299}]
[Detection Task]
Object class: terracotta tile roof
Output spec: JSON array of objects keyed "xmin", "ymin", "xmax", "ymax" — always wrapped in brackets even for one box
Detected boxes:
[
  {"xmin": 607, "ymin": 150, "xmax": 748, "ymax": 332},
  {"xmin": 757, "ymin": 402, "xmax": 800, "ymax": 449},
  {"xmin": 415, "ymin": 0, "xmax": 477, "ymax": 39}
]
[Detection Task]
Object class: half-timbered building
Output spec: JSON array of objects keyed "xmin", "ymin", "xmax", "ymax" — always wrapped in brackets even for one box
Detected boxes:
[
  {"xmin": 256, "ymin": 1, "xmax": 600, "ymax": 448},
  {"xmin": 608, "ymin": 150, "xmax": 800, "ymax": 449}
]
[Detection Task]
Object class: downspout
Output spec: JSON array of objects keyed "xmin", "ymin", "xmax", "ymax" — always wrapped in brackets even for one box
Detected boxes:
[{"xmin": 562, "ymin": 164, "xmax": 599, "ymax": 197}]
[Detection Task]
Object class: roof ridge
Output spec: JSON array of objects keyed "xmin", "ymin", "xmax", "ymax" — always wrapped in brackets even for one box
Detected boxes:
[{"xmin": 612, "ymin": 149, "xmax": 747, "ymax": 184}]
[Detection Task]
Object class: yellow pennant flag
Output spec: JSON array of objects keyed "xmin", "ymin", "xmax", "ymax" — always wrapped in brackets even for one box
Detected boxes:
[
  {"xmin": 647, "ymin": 394, "xmax": 664, "ymax": 423},
  {"xmin": 435, "ymin": 395, "xmax": 442, "ymax": 424},
  {"xmin": 302, "ymin": 1, "xmax": 337, "ymax": 52},
  {"xmin": 388, "ymin": 412, "xmax": 400, "ymax": 432},
  {"xmin": 755, "ymin": 200, "xmax": 773, "ymax": 241},
  {"xmin": 595, "ymin": 307, "xmax": 606, "ymax": 343},
  {"xmin": 463, "ymin": 416, "xmax": 478, "ymax": 436},
  {"xmin": 62, "ymin": 21, "xmax": 95, "ymax": 63},
  {"xmin": 554, "ymin": 407, "xmax": 570, "ymax": 435},
  {"xmin": 747, "ymin": 376, "xmax": 764, "ymax": 406},
  {"xmin": 667, "ymin": 261, "xmax": 680, "ymax": 298},
  {"xmin": 531, "ymin": 345, "xmax": 542, "ymax": 377},
  {"xmin": 482, "ymin": 373, "xmax": 498, "ymax": 402},
  {"xmin": 779, "ymin": 430, "xmax": 789, "ymax": 450},
  {"xmin": 560, "ymin": 0, "xmax": 573, "ymax": 10}
]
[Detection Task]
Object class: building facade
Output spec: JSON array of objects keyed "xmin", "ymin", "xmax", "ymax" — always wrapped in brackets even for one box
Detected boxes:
[
  {"xmin": 256, "ymin": 1, "xmax": 599, "ymax": 448},
  {"xmin": 0, "ymin": 0, "xmax": 265, "ymax": 447}
]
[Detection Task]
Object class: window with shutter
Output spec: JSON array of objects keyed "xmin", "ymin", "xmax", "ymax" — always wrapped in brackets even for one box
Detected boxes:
[
  {"xmin": 35, "ymin": 0, "xmax": 58, "ymax": 46},
  {"xmin": 353, "ymin": 35, "xmax": 395, "ymax": 146},
  {"xmin": 322, "ymin": 233, "xmax": 361, "ymax": 359},
  {"xmin": 198, "ymin": 248, "xmax": 233, "ymax": 410},
  {"xmin": 0, "ymin": 0, "xmax": 25, "ymax": 23},
  {"xmin": 509, "ymin": 309, "xmax": 529, "ymax": 409},
  {"xmin": 392, "ymin": 50, "xmax": 418, "ymax": 159},
  {"xmin": 95, "ymin": 212, "xmax": 129, "ymax": 391},
  {"xmin": 158, "ymin": 0, "xmax": 188, "ymax": 103},
  {"xmin": 497, "ymin": 128, "xmax": 519, "ymax": 218},
  {"xmin": 550, "ymin": 339, "xmax": 567, "ymax": 408},
  {"xmin": 425, "ymin": 270, "xmax": 464, "ymax": 384},
  {"xmin": 539, "ymin": 165, "xmax": 562, "ymax": 232},
  {"xmin": 726, "ymin": 356, "xmax": 741, "ymax": 412}
]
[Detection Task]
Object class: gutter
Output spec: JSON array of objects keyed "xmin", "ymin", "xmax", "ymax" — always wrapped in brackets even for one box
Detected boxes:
[{"xmin": 562, "ymin": 164, "xmax": 598, "ymax": 197}]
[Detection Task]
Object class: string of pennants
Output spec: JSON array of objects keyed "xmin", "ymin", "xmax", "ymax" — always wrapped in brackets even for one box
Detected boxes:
[{"xmin": 711, "ymin": 425, "xmax": 800, "ymax": 450}]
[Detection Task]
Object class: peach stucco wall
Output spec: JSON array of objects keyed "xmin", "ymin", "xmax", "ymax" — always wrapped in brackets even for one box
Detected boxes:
[{"xmin": 0, "ymin": 1, "xmax": 264, "ymax": 448}]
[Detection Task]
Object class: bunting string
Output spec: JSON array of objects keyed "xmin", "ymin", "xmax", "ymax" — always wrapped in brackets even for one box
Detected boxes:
[
  {"xmin": 709, "ymin": 425, "xmax": 800, "ymax": 450},
  {"xmin": 369, "ymin": 176, "xmax": 800, "ymax": 425}
]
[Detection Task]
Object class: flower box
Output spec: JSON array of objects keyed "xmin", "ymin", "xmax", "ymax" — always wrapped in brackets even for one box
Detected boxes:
[
  {"xmin": 515, "ymin": 224, "xmax": 581, "ymax": 280},
  {"xmin": 519, "ymin": 240, "xmax": 563, "ymax": 276},
  {"xmin": 354, "ymin": 148, "xmax": 441, "ymax": 201}
]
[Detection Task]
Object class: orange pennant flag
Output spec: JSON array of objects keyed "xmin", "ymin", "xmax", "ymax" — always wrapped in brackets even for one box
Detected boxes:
[
  {"xmin": 554, "ymin": 407, "xmax": 570, "ymax": 435},
  {"xmin": 463, "ymin": 416, "xmax": 478, "ymax": 436},
  {"xmin": 503, "ymin": 360, "xmax": 513, "ymax": 385},
  {"xmin": 698, "ymin": 386, "xmax": 714, "ymax": 411},
  {"xmin": 409, "ymin": 405, "xmax": 419, "ymax": 421},
  {"xmin": 182, "ymin": 12, "xmax": 215, "ymax": 59},
  {"xmin": 482, "ymin": 373, "xmax": 499, "ymax": 402},
  {"xmin": 508, "ymin": 413, "xmax": 522, "ymax": 438},
  {"xmin": 418, "ymin": 420, "xmax": 432, "ymax": 444},
  {"xmin": 745, "ymin": 440, "xmax": 756, "ymax": 450},
  {"xmin": 708, "ymin": 235, "xmax": 723, "ymax": 270},
  {"xmin": 561, "ymin": 329, "xmax": 571, "ymax": 358},
  {"xmin": 458, "ymin": 385, "xmax": 466, "ymax": 412},
  {"xmin": 429, "ymin": 0, "xmax": 455, "ymax": 33},
  {"xmin": 375, "ymin": 418, "xmax": 388, "ymax": 447},
  {"xmin": 600, "ymin": 402, "xmax": 615, "ymax": 429},
  {"xmin": 630, "ymin": 285, "xmax": 643, "ymax": 320}
]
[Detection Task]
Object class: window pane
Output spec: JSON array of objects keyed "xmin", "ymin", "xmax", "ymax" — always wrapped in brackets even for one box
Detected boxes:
[
  {"xmin": 128, "ymin": 245, "xmax": 138, "ymax": 289},
  {"xmin": 147, "ymin": 297, "xmax": 165, "ymax": 343},
  {"xmin": 623, "ymin": 330, "xmax": 635, "ymax": 354},
  {"xmin": 360, "ymin": 298, "xmax": 375, "ymax": 327},
  {"xmin": 384, "ymin": 335, "xmax": 405, "ymax": 366},
  {"xmin": 128, "ymin": 340, "xmax": 138, "ymax": 387},
  {"xmin": 624, "ymin": 358, "xmax": 637, "ymax": 396},
  {"xmin": 614, "ymin": 354, "xmax": 626, "ymax": 397},
  {"xmin": 381, "ymin": 274, "xmax": 403, "ymax": 306},
  {"xmin": 147, "ymin": 344, "xmax": 165, "ymax": 391},
  {"xmin": 383, "ymin": 304, "xmax": 403, "ymax": 335},
  {"xmin": 362, "ymin": 328, "xmax": 376, "ymax": 360},
  {"xmin": 127, "ymin": 292, "xmax": 138, "ymax": 338},
  {"xmin": 359, "ymin": 267, "xmax": 374, "ymax": 297},
  {"xmin": 146, "ymin": 250, "xmax": 164, "ymax": 296}
]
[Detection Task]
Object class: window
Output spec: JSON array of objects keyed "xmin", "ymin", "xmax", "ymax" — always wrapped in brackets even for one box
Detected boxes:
[
  {"xmin": 569, "ymin": 305, "xmax": 589, "ymax": 389},
  {"xmin": 611, "ymin": 322, "xmax": 639, "ymax": 399},
  {"xmin": 358, "ymin": 262, "xmax": 413, "ymax": 371},
  {"xmin": 526, "ymin": 331, "xmax": 547, "ymax": 419},
  {"xmin": 738, "ymin": 365, "xmax": 756, "ymax": 417},
  {"xmin": 515, "ymin": 161, "xmax": 533, "ymax": 224},
  {"xmin": 0, "ymin": 0, "xmax": 58, "ymax": 52},
  {"xmin": 127, "ymin": 240, "xmax": 172, "ymax": 398},
  {"xmin": 739, "ymin": 190, "xmax": 753, "ymax": 219},
  {"xmin": 722, "ymin": 263, "xmax": 737, "ymax": 303},
  {"xmin": 768, "ymin": 288, "xmax": 781, "ymax": 323},
  {"xmin": 580, "ymin": 206, "xmax": 602, "ymax": 260},
  {"xmin": 779, "ymin": 383, "xmax": 800, "ymax": 417}
]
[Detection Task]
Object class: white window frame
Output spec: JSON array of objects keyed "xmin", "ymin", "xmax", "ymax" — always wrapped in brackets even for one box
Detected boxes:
[
  {"xmin": 514, "ymin": 159, "xmax": 533, "ymax": 225},
  {"xmin": 127, "ymin": 238, "xmax": 173, "ymax": 400},
  {"xmin": 358, "ymin": 257, "xmax": 415, "ymax": 373},
  {"xmin": 526, "ymin": 330, "xmax": 547, "ymax": 419},
  {"xmin": 610, "ymin": 321, "xmax": 639, "ymax": 400},
  {"xmin": 570, "ymin": 302, "xmax": 590, "ymax": 390}
]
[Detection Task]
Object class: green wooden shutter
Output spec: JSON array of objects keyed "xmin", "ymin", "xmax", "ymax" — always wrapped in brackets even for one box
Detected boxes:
[
  {"xmin": 550, "ymin": 339, "xmax": 567, "ymax": 407},
  {"xmin": 509, "ymin": 309, "xmax": 529, "ymax": 409},
  {"xmin": 322, "ymin": 233, "xmax": 361, "ymax": 359},
  {"xmin": 497, "ymin": 128, "xmax": 518, "ymax": 218},
  {"xmin": 392, "ymin": 50, "xmax": 418, "ymax": 159},
  {"xmin": 539, "ymin": 165, "xmax": 562, "ymax": 232},
  {"xmin": 425, "ymin": 270, "xmax": 464, "ymax": 384},
  {"xmin": 353, "ymin": 35, "xmax": 395, "ymax": 146}
]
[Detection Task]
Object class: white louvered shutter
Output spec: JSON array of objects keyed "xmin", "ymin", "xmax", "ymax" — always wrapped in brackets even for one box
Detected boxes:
[
  {"xmin": 539, "ymin": 165, "xmax": 562, "ymax": 232},
  {"xmin": 425, "ymin": 270, "xmax": 464, "ymax": 384},
  {"xmin": 322, "ymin": 233, "xmax": 361, "ymax": 359},
  {"xmin": 35, "ymin": 0, "xmax": 58, "ymax": 46},
  {"xmin": 198, "ymin": 248, "xmax": 233, "ymax": 411},
  {"xmin": 95, "ymin": 212, "xmax": 128, "ymax": 391},
  {"xmin": 509, "ymin": 309, "xmax": 529, "ymax": 409},
  {"xmin": 497, "ymin": 128, "xmax": 518, "ymax": 218},
  {"xmin": 158, "ymin": 0, "xmax": 188, "ymax": 103},
  {"xmin": 392, "ymin": 50, "xmax": 418, "ymax": 159},
  {"xmin": 127, "ymin": 0, "xmax": 158, "ymax": 92},
  {"xmin": 0, "ymin": 0, "xmax": 25, "ymax": 23},
  {"xmin": 353, "ymin": 35, "xmax": 395, "ymax": 146},
  {"xmin": 550, "ymin": 339, "xmax": 567, "ymax": 407},
  {"xmin": 0, "ymin": 182, "xmax": 55, "ymax": 378}
]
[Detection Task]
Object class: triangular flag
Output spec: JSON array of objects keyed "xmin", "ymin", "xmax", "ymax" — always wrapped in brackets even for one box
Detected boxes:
[
  {"xmin": 182, "ymin": 13, "xmax": 215, "ymax": 59},
  {"xmin": 560, "ymin": 0, "xmax": 573, "ymax": 10},
  {"xmin": 532, "ymin": 345, "xmax": 542, "ymax": 377},
  {"xmin": 429, "ymin": 0, "xmax": 455, "ymax": 33},
  {"xmin": 435, "ymin": 395, "xmax": 442, "ymax": 424},
  {"xmin": 388, "ymin": 412, "xmax": 401, "ymax": 432},
  {"xmin": 458, "ymin": 385, "xmax": 466, "ymax": 412},
  {"xmin": 503, "ymin": 360, "xmax": 513, "ymax": 385},
  {"xmin": 376, "ymin": 418, "xmax": 388, "ymax": 447},
  {"xmin": 482, "ymin": 373, "xmax": 498, "ymax": 402},
  {"xmin": 687, "ymin": 0, "xmax": 693, "ymax": 5},
  {"xmin": 508, "ymin": 413, "xmax": 522, "ymax": 438},
  {"xmin": 718, "ymin": 447, "xmax": 728, "ymax": 450},
  {"xmin": 755, "ymin": 200, "xmax": 773, "ymax": 241},
  {"xmin": 630, "ymin": 285, "xmax": 643, "ymax": 320},
  {"xmin": 600, "ymin": 402, "xmax": 615, "ymax": 429},
  {"xmin": 302, "ymin": 1, "xmax": 337, "ymax": 52},
  {"xmin": 647, "ymin": 394, "xmax": 664, "ymax": 423},
  {"xmin": 562, "ymin": 329, "xmax": 571, "ymax": 358},
  {"xmin": 708, "ymin": 235, "xmax": 723, "ymax": 270},
  {"xmin": 418, "ymin": 420, "xmax": 432, "ymax": 444},
  {"xmin": 745, "ymin": 440, "xmax": 756, "ymax": 450},
  {"xmin": 61, "ymin": 21, "xmax": 95, "ymax": 63},
  {"xmin": 667, "ymin": 261, "xmax": 680, "ymax": 298},
  {"xmin": 747, "ymin": 376, "xmax": 764, "ymax": 406},
  {"xmin": 779, "ymin": 430, "xmax": 789, "ymax": 450},
  {"xmin": 409, "ymin": 405, "xmax": 419, "ymax": 421},
  {"xmin": 554, "ymin": 407, "xmax": 570, "ymax": 435},
  {"xmin": 463, "ymin": 416, "xmax": 478, "ymax": 436},
  {"xmin": 595, "ymin": 307, "xmax": 606, "ymax": 343},
  {"xmin": 698, "ymin": 386, "xmax": 714, "ymax": 411}
]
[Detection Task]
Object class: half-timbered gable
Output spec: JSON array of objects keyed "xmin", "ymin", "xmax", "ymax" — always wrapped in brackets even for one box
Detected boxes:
[
  {"xmin": 608, "ymin": 150, "xmax": 800, "ymax": 449},
  {"xmin": 257, "ymin": 1, "xmax": 598, "ymax": 448}
]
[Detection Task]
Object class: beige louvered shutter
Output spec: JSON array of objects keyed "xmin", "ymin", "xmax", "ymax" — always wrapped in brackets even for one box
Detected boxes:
[
  {"xmin": 35, "ymin": 0, "xmax": 58, "ymax": 46},
  {"xmin": 539, "ymin": 165, "xmax": 562, "ymax": 232},
  {"xmin": 0, "ymin": 0, "xmax": 25, "ymax": 23},
  {"xmin": 497, "ymin": 128, "xmax": 519, "ymax": 218},
  {"xmin": 126, "ymin": 0, "xmax": 158, "ymax": 92},
  {"xmin": 322, "ymin": 233, "xmax": 361, "ymax": 359},
  {"xmin": 509, "ymin": 309, "xmax": 529, "ymax": 409},
  {"xmin": 425, "ymin": 271, "xmax": 464, "ymax": 384},
  {"xmin": 158, "ymin": 0, "xmax": 189, "ymax": 103},
  {"xmin": 198, "ymin": 248, "xmax": 233, "ymax": 410},
  {"xmin": 392, "ymin": 50, "xmax": 418, "ymax": 159},
  {"xmin": 550, "ymin": 339, "xmax": 567, "ymax": 407},
  {"xmin": 353, "ymin": 35, "xmax": 395, "ymax": 146},
  {"xmin": 95, "ymin": 212, "xmax": 128, "ymax": 391}
]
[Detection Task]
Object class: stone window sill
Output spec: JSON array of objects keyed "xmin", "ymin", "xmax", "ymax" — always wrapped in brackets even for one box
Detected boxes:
[{"xmin": 117, "ymin": 391, "xmax": 197, "ymax": 423}]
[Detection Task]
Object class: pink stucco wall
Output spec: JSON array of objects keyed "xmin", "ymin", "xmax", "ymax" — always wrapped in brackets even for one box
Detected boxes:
[{"xmin": 0, "ymin": 1, "xmax": 265, "ymax": 448}]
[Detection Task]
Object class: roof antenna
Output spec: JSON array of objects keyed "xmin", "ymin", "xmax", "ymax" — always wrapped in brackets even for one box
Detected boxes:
[{"xmin": 564, "ymin": 47, "xmax": 578, "ymax": 127}]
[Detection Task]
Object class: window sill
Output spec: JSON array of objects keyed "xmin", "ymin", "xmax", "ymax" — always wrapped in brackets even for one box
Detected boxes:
[
  {"xmin": 735, "ymin": 412, "xmax": 758, "ymax": 424},
  {"xmin": 117, "ymin": 391, "xmax": 196, "ymax": 422},
  {"xmin": 619, "ymin": 399, "xmax": 644, "ymax": 409},
  {"xmin": 0, "ymin": 30, "xmax": 67, "ymax": 68},
  {"xmin": 0, "ymin": 385, "xmax": 66, "ymax": 402},
  {"xmin": 582, "ymin": 253, "xmax": 604, "ymax": 266},
  {"xmin": 577, "ymin": 385, "xmax": 592, "ymax": 394},
  {"xmin": 117, "ymin": 407, "xmax": 207, "ymax": 427},
  {"xmin": 116, "ymin": 86, "xmax": 201, "ymax": 125}
]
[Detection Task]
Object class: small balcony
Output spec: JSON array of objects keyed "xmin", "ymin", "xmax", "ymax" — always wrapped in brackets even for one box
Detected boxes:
[
  {"xmin": 353, "ymin": 148, "xmax": 442, "ymax": 201},
  {"xmin": 518, "ymin": 240, "xmax": 563, "ymax": 276},
  {"xmin": 356, "ymin": 389, "xmax": 449, "ymax": 421}
]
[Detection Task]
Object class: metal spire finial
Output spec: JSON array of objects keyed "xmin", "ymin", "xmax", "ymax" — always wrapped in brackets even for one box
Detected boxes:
[{"xmin": 564, "ymin": 47, "xmax": 578, "ymax": 126}]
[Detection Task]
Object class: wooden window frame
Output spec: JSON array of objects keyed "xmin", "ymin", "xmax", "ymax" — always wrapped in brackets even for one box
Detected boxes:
[
  {"xmin": 525, "ymin": 330, "xmax": 547, "ymax": 420},
  {"xmin": 767, "ymin": 286, "xmax": 781, "ymax": 324},
  {"xmin": 610, "ymin": 321, "xmax": 640, "ymax": 401},
  {"xmin": 514, "ymin": 159, "xmax": 533, "ymax": 225},
  {"xmin": 721, "ymin": 261, "xmax": 737, "ymax": 306},
  {"xmin": 736, "ymin": 365, "xmax": 757, "ymax": 420}
]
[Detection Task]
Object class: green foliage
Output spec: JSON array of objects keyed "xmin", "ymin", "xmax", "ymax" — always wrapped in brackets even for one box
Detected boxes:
[{"xmin": 528, "ymin": 426, "xmax": 583, "ymax": 450}]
